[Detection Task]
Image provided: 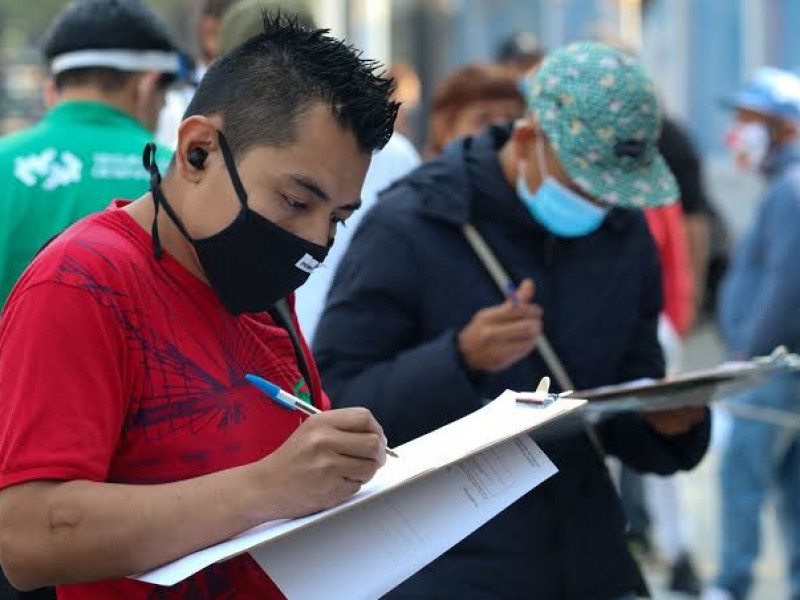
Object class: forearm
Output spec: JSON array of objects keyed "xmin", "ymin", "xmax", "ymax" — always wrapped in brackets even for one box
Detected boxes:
[
  {"xmin": 685, "ymin": 215, "xmax": 710, "ymax": 312},
  {"xmin": 0, "ymin": 461, "xmax": 276, "ymax": 590}
]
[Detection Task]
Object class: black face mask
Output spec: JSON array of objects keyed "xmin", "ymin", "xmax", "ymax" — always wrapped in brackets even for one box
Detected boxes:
[{"xmin": 143, "ymin": 131, "xmax": 329, "ymax": 315}]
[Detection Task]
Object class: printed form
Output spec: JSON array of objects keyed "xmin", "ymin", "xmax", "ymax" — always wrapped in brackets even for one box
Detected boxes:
[
  {"xmin": 137, "ymin": 392, "xmax": 585, "ymax": 597},
  {"xmin": 253, "ymin": 435, "xmax": 555, "ymax": 599}
]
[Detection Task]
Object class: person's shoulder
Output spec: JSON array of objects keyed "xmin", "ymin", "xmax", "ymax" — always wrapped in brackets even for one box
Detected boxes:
[
  {"xmin": 0, "ymin": 122, "xmax": 49, "ymax": 162},
  {"xmin": 374, "ymin": 148, "xmax": 470, "ymax": 217},
  {"xmin": 602, "ymin": 207, "xmax": 658, "ymax": 257},
  {"xmin": 15, "ymin": 207, "xmax": 147, "ymax": 294}
]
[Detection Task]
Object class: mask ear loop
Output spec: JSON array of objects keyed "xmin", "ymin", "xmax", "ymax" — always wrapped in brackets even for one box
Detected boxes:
[
  {"xmin": 143, "ymin": 143, "xmax": 194, "ymax": 259},
  {"xmin": 143, "ymin": 143, "xmax": 164, "ymax": 260},
  {"xmin": 216, "ymin": 131, "xmax": 249, "ymax": 208}
]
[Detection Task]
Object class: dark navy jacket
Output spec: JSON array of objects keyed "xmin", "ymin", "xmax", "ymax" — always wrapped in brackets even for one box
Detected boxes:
[{"xmin": 314, "ymin": 125, "xmax": 711, "ymax": 600}]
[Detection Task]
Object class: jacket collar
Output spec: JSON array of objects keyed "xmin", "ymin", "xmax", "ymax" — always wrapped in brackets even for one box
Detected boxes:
[
  {"xmin": 405, "ymin": 124, "xmax": 516, "ymax": 226},
  {"xmin": 405, "ymin": 123, "xmax": 636, "ymax": 235},
  {"xmin": 44, "ymin": 101, "xmax": 147, "ymax": 133}
]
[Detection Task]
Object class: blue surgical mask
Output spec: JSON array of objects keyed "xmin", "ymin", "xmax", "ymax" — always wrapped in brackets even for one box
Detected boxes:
[{"xmin": 517, "ymin": 141, "xmax": 609, "ymax": 237}]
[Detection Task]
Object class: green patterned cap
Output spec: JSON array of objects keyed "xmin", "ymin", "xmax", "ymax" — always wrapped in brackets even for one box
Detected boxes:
[{"xmin": 524, "ymin": 42, "xmax": 677, "ymax": 208}]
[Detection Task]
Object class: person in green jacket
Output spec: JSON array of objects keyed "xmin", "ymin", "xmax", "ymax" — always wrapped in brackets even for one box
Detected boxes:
[{"xmin": 0, "ymin": 0, "xmax": 183, "ymax": 307}]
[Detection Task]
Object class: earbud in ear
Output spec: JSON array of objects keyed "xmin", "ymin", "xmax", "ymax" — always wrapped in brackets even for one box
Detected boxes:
[{"xmin": 187, "ymin": 148, "xmax": 208, "ymax": 169}]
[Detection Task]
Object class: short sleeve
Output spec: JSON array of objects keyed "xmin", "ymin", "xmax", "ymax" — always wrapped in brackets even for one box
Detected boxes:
[
  {"xmin": 0, "ymin": 281, "xmax": 128, "ymax": 489},
  {"xmin": 658, "ymin": 118, "xmax": 710, "ymax": 216}
]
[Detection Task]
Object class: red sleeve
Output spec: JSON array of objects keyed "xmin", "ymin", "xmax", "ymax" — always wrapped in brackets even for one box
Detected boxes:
[
  {"xmin": 644, "ymin": 204, "xmax": 695, "ymax": 337},
  {"xmin": 0, "ymin": 282, "xmax": 128, "ymax": 490}
]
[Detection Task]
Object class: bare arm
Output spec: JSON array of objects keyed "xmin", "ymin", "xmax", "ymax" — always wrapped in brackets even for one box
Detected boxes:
[
  {"xmin": 685, "ymin": 213, "xmax": 710, "ymax": 316},
  {"xmin": 0, "ymin": 409, "xmax": 386, "ymax": 591}
]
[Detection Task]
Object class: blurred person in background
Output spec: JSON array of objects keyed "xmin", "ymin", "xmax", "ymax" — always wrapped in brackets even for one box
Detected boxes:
[
  {"xmin": 0, "ymin": 0, "xmax": 182, "ymax": 309},
  {"xmin": 217, "ymin": 0, "xmax": 315, "ymax": 55},
  {"xmin": 424, "ymin": 63, "xmax": 526, "ymax": 158},
  {"xmin": 156, "ymin": 0, "xmax": 239, "ymax": 148},
  {"xmin": 387, "ymin": 62, "xmax": 422, "ymax": 140},
  {"xmin": 195, "ymin": 0, "xmax": 241, "ymax": 75},
  {"xmin": 157, "ymin": 0, "xmax": 318, "ymax": 150},
  {"xmin": 314, "ymin": 42, "xmax": 711, "ymax": 600},
  {"xmin": 659, "ymin": 117, "xmax": 714, "ymax": 321},
  {"xmin": 496, "ymin": 31, "xmax": 546, "ymax": 80},
  {"xmin": 703, "ymin": 67, "xmax": 800, "ymax": 600}
]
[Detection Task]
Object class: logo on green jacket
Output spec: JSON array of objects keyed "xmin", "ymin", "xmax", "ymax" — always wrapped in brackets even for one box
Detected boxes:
[{"xmin": 14, "ymin": 148, "xmax": 82, "ymax": 191}]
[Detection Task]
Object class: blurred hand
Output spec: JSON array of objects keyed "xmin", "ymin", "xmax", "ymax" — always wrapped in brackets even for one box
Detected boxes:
[
  {"xmin": 259, "ymin": 408, "xmax": 387, "ymax": 518},
  {"xmin": 642, "ymin": 407, "xmax": 706, "ymax": 436},
  {"xmin": 458, "ymin": 278, "xmax": 543, "ymax": 373}
]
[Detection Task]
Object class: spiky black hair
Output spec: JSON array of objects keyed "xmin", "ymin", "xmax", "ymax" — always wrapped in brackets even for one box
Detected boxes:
[{"xmin": 185, "ymin": 11, "xmax": 399, "ymax": 155}]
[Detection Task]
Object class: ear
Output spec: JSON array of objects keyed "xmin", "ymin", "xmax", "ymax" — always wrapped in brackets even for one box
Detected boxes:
[
  {"xmin": 43, "ymin": 77, "xmax": 58, "ymax": 109},
  {"xmin": 509, "ymin": 116, "xmax": 540, "ymax": 163},
  {"xmin": 174, "ymin": 115, "xmax": 222, "ymax": 183}
]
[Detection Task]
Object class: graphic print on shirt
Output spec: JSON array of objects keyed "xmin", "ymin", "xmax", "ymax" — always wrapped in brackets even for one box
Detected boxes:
[{"xmin": 53, "ymin": 242, "xmax": 309, "ymax": 478}]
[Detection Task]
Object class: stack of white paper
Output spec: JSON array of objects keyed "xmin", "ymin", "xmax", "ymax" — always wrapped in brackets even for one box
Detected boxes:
[{"xmin": 136, "ymin": 391, "xmax": 586, "ymax": 598}]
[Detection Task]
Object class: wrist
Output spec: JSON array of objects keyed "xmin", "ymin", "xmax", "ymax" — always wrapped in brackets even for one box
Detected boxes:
[
  {"xmin": 237, "ymin": 458, "xmax": 290, "ymax": 526},
  {"xmin": 454, "ymin": 330, "xmax": 486, "ymax": 385}
]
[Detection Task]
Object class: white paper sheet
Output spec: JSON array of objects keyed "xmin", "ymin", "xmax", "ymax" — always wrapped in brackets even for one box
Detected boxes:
[
  {"xmin": 252, "ymin": 435, "xmax": 556, "ymax": 600},
  {"xmin": 136, "ymin": 392, "xmax": 584, "ymax": 587}
]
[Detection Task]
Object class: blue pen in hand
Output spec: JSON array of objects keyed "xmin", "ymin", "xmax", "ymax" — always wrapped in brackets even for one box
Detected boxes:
[
  {"xmin": 245, "ymin": 373, "xmax": 399, "ymax": 457},
  {"xmin": 245, "ymin": 374, "xmax": 317, "ymax": 416},
  {"xmin": 505, "ymin": 281, "xmax": 519, "ymax": 307}
]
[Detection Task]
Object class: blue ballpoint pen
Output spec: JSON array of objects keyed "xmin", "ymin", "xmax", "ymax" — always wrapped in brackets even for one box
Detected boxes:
[
  {"xmin": 245, "ymin": 373, "xmax": 318, "ymax": 416},
  {"xmin": 245, "ymin": 373, "xmax": 399, "ymax": 457},
  {"xmin": 505, "ymin": 281, "xmax": 519, "ymax": 307}
]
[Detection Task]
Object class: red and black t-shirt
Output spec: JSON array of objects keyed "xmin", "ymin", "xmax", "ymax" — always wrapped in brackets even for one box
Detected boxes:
[{"xmin": 0, "ymin": 201, "xmax": 329, "ymax": 599}]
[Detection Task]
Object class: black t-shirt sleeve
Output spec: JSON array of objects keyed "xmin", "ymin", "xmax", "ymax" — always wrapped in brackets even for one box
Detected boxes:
[{"xmin": 658, "ymin": 117, "xmax": 711, "ymax": 216}]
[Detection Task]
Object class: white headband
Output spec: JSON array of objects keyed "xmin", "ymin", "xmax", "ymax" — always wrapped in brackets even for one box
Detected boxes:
[{"xmin": 50, "ymin": 49, "xmax": 180, "ymax": 75}]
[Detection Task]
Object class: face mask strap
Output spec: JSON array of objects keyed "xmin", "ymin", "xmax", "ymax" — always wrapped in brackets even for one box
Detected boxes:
[
  {"xmin": 142, "ymin": 142, "xmax": 194, "ymax": 259},
  {"xmin": 217, "ymin": 131, "xmax": 249, "ymax": 208},
  {"xmin": 143, "ymin": 143, "xmax": 165, "ymax": 259}
]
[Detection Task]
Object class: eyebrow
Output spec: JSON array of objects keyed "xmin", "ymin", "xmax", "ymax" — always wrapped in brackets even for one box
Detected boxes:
[
  {"xmin": 290, "ymin": 174, "xmax": 329, "ymax": 202},
  {"xmin": 289, "ymin": 174, "xmax": 362, "ymax": 212}
]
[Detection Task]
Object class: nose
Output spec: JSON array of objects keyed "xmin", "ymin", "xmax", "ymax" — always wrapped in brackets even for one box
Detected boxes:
[{"xmin": 306, "ymin": 216, "xmax": 332, "ymax": 248}]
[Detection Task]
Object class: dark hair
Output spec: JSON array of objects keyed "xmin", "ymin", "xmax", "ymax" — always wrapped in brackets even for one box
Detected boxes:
[
  {"xmin": 425, "ymin": 63, "xmax": 525, "ymax": 156},
  {"xmin": 53, "ymin": 67, "xmax": 134, "ymax": 92},
  {"xmin": 496, "ymin": 31, "xmax": 546, "ymax": 66},
  {"xmin": 44, "ymin": 0, "xmax": 177, "ymax": 61},
  {"xmin": 184, "ymin": 12, "xmax": 399, "ymax": 156}
]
